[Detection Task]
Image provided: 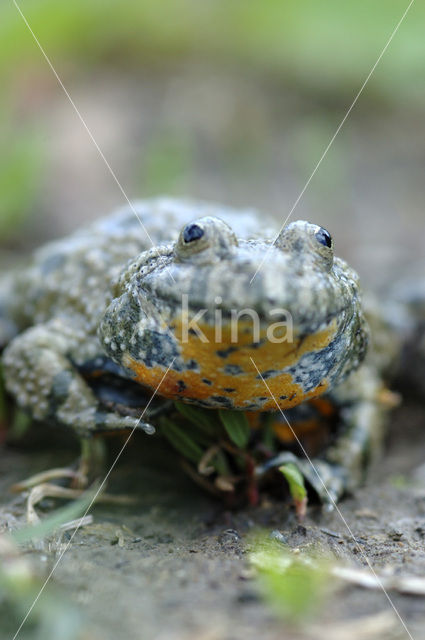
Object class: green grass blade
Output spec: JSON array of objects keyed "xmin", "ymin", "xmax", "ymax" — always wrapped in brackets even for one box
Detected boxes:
[
  {"xmin": 174, "ymin": 401, "xmax": 218, "ymax": 436},
  {"xmin": 250, "ymin": 539, "xmax": 330, "ymax": 623},
  {"xmin": 160, "ymin": 417, "xmax": 204, "ymax": 464},
  {"xmin": 279, "ymin": 463, "xmax": 307, "ymax": 503},
  {"xmin": 219, "ymin": 410, "xmax": 250, "ymax": 448}
]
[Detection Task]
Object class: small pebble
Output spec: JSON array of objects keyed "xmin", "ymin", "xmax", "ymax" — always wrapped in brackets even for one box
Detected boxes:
[
  {"xmin": 269, "ymin": 529, "xmax": 288, "ymax": 545},
  {"xmin": 218, "ymin": 529, "xmax": 240, "ymax": 545}
]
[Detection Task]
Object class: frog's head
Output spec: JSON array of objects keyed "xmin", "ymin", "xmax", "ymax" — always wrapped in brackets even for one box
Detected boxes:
[{"xmin": 99, "ymin": 217, "xmax": 368, "ymax": 410}]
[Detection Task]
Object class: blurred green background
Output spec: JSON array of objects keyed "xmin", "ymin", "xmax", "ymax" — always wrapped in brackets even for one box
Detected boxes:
[{"xmin": 0, "ymin": 0, "xmax": 424, "ymax": 285}]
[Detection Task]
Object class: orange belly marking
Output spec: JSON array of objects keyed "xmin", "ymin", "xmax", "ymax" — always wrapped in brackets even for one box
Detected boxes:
[{"xmin": 124, "ymin": 317, "xmax": 336, "ymax": 410}]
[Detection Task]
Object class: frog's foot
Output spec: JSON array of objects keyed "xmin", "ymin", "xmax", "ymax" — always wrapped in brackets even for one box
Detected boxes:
[
  {"xmin": 256, "ymin": 452, "xmax": 345, "ymax": 511},
  {"xmin": 2, "ymin": 322, "xmax": 156, "ymax": 436},
  {"xmin": 83, "ymin": 410, "xmax": 156, "ymax": 436},
  {"xmin": 258, "ymin": 370, "xmax": 389, "ymax": 511}
]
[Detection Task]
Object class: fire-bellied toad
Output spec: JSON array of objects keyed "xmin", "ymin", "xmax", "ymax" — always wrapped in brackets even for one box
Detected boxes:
[{"xmin": 0, "ymin": 198, "xmax": 419, "ymax": 505}]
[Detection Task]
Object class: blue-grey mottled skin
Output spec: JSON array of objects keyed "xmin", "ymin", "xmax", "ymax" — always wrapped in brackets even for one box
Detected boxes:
[{"xmin": 0, "ymin": 198, "xmax": 420, "ymax": 503}]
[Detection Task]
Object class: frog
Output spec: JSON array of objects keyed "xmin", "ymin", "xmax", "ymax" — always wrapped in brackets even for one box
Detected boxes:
[{"xmin": 0, "ymin": 197, "xmax": 416, "ymax": 507}]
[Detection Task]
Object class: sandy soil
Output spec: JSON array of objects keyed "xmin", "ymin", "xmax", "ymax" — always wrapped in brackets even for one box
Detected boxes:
[
  {"xmin": 1, "ymin": 69, "xmax": 424, "ymax": 640},
  {"xmin": 1, "ymin": 402, "xmax": 425, "ymax": 640}
]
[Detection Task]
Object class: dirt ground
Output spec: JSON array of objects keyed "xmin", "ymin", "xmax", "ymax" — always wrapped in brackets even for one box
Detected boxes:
[
  {"xmin": 1, "ymin": 70, "xmax": 425, "ymax": 640},
  {"xmin": 1, "ymin": 402, "xmax": 425, "ymax": 640}
]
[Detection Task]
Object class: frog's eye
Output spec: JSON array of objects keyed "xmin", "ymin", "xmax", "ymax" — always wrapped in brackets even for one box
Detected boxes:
[
  {"xmin": 175, "ymin": 216, "xmax": 237, "ymax": 263},
  {"xmin": 276, "ymin": 220, "xmax": 334, "ymax": 270},
  {"xmin": 182, "ymin": 223, "xmax": 204, "ymax": 244},
  {"xmin": 315, "ymin": 227, "xmax": 332, "ymax": 248}
]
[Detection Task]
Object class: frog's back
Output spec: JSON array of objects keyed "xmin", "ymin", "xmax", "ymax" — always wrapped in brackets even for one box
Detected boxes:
[{"xmin": 0, "ymin": 198, "xmax": 273, "ymax": 345}]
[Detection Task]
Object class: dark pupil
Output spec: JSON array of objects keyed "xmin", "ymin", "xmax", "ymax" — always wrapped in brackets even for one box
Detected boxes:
[
  {"xmin": 183, "ymin": 224, "xmax": 204, "ymax": 243},
  {"xmin": 315, "ymin": 227, "xmax": 332, "ymax": 248}
]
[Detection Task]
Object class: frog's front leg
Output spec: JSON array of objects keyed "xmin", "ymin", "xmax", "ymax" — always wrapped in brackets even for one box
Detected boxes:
[
  {"xmin": 2, "ymin": 320, "xmax": 154, "ymax": 436},
  {"xmin": 259, "ymin": 365, "xmax": 390, "ymax": 506},
  {"xmin": 328, "ymin": 364, "xmax": 392, "ymax": 479},
  {"xmin": 300, "ymin": 365, "xmax": 390, "ymax": 505}
]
